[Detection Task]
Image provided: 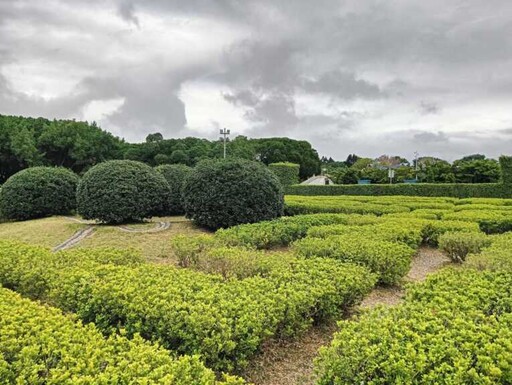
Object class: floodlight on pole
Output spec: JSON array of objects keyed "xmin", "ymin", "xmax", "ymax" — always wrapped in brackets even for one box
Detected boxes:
[
  {"xmin": 219, "ymin": 128, "xmax": 230, "ymax": 159},
  {"xmin": 414, "ymin": 151, "xmax": 419, "ymax": 180}
]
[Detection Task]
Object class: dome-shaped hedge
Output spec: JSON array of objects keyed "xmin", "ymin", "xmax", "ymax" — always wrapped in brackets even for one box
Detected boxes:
[
  {"xmin": 77, "ymin": 160, "xmax": 170, "ymax": 224},
  {"xmin": 182, "ymin": 159, "xmax": 284, "ymax": 229},
  {"xmin": 155, "ymin": 164, "xmax": 192, "ymax": 215},
  {"xmin": 0, "ymin": 167, "xmax": 79, "ymax": 220}
]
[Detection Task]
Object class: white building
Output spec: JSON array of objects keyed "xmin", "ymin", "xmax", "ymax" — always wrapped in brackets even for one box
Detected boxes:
[{"xmin": 300, "ymin": 175, "xmax": 334, "ymax": 185}]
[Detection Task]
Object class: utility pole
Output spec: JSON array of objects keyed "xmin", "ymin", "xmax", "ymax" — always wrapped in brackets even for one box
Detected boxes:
[
  {"xmin": 219, "ymin": 128, "xmax": 230, "ymax": 159},
  {"xmin": 414, "ymin": 151, "xmax": 419, "ymax": 180}
]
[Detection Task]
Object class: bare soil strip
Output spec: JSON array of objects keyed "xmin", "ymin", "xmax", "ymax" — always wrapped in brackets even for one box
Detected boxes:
[
  {"xmin": 52, "ymin": 227, "xmax": 95, "ymax": 252},
  {"xmin": 244, "ymin": 246, "xmax": 450, "ymax": 385}
]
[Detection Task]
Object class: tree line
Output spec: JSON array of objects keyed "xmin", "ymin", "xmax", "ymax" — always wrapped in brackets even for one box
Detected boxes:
[
  {"xmin": 0, "ymin": 115, "xmax": 321, "ymax": 183},
  {"xmin": 322, "ymin": 154, "xmax": 502, "ymax": 184},
  {"xmin": 0, "ymin": 114, "xmax": 502, "ymax": 185}
]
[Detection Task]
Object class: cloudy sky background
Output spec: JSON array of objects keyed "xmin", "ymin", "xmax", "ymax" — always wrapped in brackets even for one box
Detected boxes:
[{"xmin": 1, "ymin": 0, "xmax": 512, "ymax": 161}]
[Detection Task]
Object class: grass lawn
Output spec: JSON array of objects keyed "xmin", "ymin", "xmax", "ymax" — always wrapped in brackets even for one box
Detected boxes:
[
  {"xmin": 0, "ymin": 217, "xmax": 85, "ymax": 248},
  {"xmin": 76, "ymin": 216, "xmax": 210, "ymax": 262}
]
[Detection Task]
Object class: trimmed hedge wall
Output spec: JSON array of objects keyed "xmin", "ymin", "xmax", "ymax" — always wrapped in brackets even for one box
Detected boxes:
[
  {"xmin": 500, "ymin": 156, "xmax": 512, "ymax": 185},
  {"xmin": 285, "ymin": 183, "xmax": 512, "ymax": 198},
  {"xmin": 268, "ymin": 162, "xmax": 300, "ymax": 186}
]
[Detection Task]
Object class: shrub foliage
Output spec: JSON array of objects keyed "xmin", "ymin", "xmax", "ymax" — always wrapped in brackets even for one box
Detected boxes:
[
  {"xmin": 268, "ymin": 162, "xmax": 300, "ymax": 186},
  {"xmin": 0, "ymin": 287, "xmax": 242, "ymax": 384},
  {"xmin": 183, "ymin": 159, "xmax": 284, "ymax": 229},
  {"xmin": 0, "ymin": 167, "xmax": 79, "ymax": 220},
  {"xmin": 155, "ymin": 164, "xmax": 193, "ymax": 215},
  {"xmin": 77, "ymin": 160, "xmax": 170, "ymax": 224}
]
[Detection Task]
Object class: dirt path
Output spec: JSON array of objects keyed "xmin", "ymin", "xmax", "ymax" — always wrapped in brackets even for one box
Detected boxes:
[
  {"xmin": 244, "ymin": 246, "xmax": 450, "ymax": 385},
  {"xmin": 118, "ymin": 222, "xmax": 171, "ymax": 233},
  {"xmin": 52, "ymin": 227, "xmax": 95, "ymax": 252}
]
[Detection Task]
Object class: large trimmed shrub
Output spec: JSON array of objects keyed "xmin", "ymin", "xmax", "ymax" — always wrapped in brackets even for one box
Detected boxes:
[
  {"xmin": 499, "ymin": 155, "xmax": 512, "ymax": 184},
  {"xmin": 155, "ymin": 164, "xmax": 192, "ymax": 215},
  {"xmin": 0, "ymin": 167, "xmax": 79, "ymax": 220},
  {"xmin": 269, "ymin": 162, "xmax": 300, "ymax": 186},
  {"xmin": 77, "ymin": 160, "xmax": 169, "ymax": 224},
  {"xmin": 183, "ymin": 159, "xmax": 284, "ymax": 229}
]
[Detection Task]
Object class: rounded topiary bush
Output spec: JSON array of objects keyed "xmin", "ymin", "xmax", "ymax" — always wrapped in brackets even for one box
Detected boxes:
[
  {"xmin": 155, "ymin": 164, "xmax": 192, "ymax": 215},
  {"xmin": 77, "ymin": 160, "xmax": 170, "ymax": 224},
  {"xmin": 0, "ymin": 167, "xmax": 79, "ymax": 221},
  {"xmin": 183, "ymin": 159, "xmax": 284, "ymax": 229}
]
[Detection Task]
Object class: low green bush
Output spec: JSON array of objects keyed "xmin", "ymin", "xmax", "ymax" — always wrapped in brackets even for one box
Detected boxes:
[
  {"xmin": 315, "ymin": 269, "xmax": 512, "ymax": 384},
  {"xmin": 183, "ymin": 159, "xmax": 284, "ymax": 229},
  {"xmin": 438, "ymin": 231, "xmax": 491, "ymax": 262},
  {"xmin": 0, "ymin": 167, "xmax": 79, "ymax": 220},
  {"xmin": 77, "ymin": 160, "xmax": 170, "ymax": 224},
  {"xmin": 214, "ymin": 213, "xmax": 378, "ymax": 249},
  {"xmin": 293, "ymin": 234, "xmax": 415, "ymax": 285},
  {"xmin": 285, "ymin": 183, "xmax": 512, "ymax": 198},
  {"xmin": 0, "ymin": 241, "xmax": 375, "ymax": 373},
  {"xmin": 155, "ymin": 164, "xmax": 193, "ymax": 215},
  {"xmin": 420, "ymin": 220, "xmax": 481, "ymax": 246},
  {"xmin": 268, "ymin": 162, "xmax": 300, "ymax": 186},
  {"xmin": 0, "ymin": 288, "xmax": 243, "ymax": 385},
  {"xmin": 467, "ymin": 232, "xmax": 512, "ymax": 271},
  {"xmin": 306, "ymin": 223, "xmax": 423, "ymax": 249}
]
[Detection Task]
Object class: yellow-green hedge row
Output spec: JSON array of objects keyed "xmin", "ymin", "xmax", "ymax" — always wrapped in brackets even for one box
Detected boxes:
[
  {"xmin": 0, "ymin": 241, "xmax": 376, "ymax": 373},
  {"xmin": 315, "ymin": 268, "xmax": 512, "ymax": 384},
  {"xmin": 0, "ymin": 288, "xmax": 243, "ymax": 385},
  {"xmin": 215, "ymin": 213, "xmax": 380, "ymax": 249},
  {"xmin": 293, "ymin": 234, "xmax": 415, "ymax": 285}
]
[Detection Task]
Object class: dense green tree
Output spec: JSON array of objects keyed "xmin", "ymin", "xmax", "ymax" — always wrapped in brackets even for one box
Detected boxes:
[
  {"xmin": 418, "ymin": 158, "xmax": 456, "ymax": 183},
  {"xmin": 452, "ymin": 157, "xmax": 500, "ymax": 183}
]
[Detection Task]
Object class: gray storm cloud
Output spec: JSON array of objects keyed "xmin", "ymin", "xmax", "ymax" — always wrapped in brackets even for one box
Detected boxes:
[{"xmin": 1, "ymin": 0, "xmax": 512, "ymax": 160}]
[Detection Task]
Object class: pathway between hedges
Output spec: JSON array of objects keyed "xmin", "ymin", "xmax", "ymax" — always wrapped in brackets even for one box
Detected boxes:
[{"xmin": 243, "ymin": 246, "xmax": 450, "ymax": 385}]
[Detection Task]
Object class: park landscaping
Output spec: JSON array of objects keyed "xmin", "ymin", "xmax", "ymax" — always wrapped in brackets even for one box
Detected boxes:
[{"xmin": 0, "ymin": 158, "xmax": 511, "ymax": 384}]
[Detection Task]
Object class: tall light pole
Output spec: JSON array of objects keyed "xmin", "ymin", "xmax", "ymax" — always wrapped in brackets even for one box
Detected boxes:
[
  {"xmin": 219, "ymin": 128, "xmax": 230, "ymax": 159},
  {"xmin": 414, "ymin": 151, "xmax": 419, "ymax": 180}
]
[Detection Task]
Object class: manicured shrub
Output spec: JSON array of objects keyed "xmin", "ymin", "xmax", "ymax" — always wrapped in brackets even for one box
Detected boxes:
[
  {"xmin": 306, "ymin": 222, "xmax": 423, "ymax": 249},
  {"xmin": 0, "ymin": 167, "xmax": 79, "ymax": 220},
  {"xmin": 214, "ymin": 213, "xmax": 378, "ymax": 249},
  {"xmin": 155, "ymin": 164, "xmax": 192, "ymax": 215},
  {"xmin": 420, "ymin": 220, "xmax": 480, "ymax": 246},
  {"xmin": 0, "ymin": 241, "xmax": 375, "ymax": 373},
  {"xmin": 438, "ymin": 231, "xmax": 491, "ymax": 262},
  {"xmin": 285, "ymin": 196, "xmax": 410, "ymax": 216},
  {"xmin": 467, "ymin": 232, "xmax": 512, "ymax": 271},
  {"xmin": 499, "ymin": 155, "xmax": 512, "ymax": 184},
  {"xmin": 268, "ymin": 162, "xmax": 300, "ymax": 185},
  {"xmin": 183, "ymin": 159, "xmax": 284, "ymax": 229},
  {"xmin": 285, "ymin": 183, "xmax": 512, "ymax": 198},
  {"xmin": 77, "ymin": 160, "xmax": 170, "ymax": 224},
  {"xmin": 315, "ymin": 269, "xmax": 512, "ymax": 384},
  {"xmin": 0, "ymin": 288, "xmax": 242, "ymax": 385},
  {"xmin": 293, "ymin": 234, "xmax": 415, "ymax": 285}
]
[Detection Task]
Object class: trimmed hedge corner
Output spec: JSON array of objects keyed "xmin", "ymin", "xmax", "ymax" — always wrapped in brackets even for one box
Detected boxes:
[{"xmin": 269, "ymin": 162, "xmax": 300, "ymax": 186}]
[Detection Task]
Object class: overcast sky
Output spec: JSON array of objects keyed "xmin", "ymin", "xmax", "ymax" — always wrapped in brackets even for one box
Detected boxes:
[{"xmin": 1, "ymin": 0, "xmax": 512, "ymax": 161}]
